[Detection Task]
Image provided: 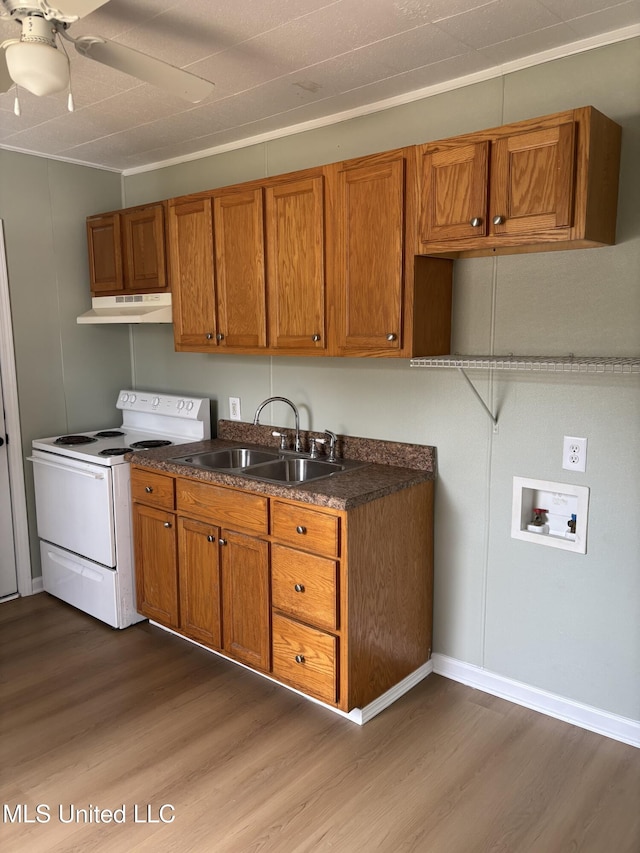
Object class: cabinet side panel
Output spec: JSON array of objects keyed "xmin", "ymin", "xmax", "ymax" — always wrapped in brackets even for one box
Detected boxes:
[
  {"xmin": 575, "ymin": 107, "xmax": 622, "ymax": 245},
  {"xmin": 411, "ymin": 256, "xmax": 453, "ymax": 356},
  {"xmin": 346, "ymin": 481, "xmax": 433, "ymax": 708}
]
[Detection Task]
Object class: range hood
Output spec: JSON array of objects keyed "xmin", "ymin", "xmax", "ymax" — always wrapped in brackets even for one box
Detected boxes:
[{"xmin": 77, "ymin": 294, "xmax": 172, "ymax": 325}]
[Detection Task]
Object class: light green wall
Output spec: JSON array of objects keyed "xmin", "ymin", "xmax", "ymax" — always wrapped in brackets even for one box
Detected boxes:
[
  {"xmin": 123, "ymin": 38, "xmax": 640, "ymax": 722},
  {"xmin": 0, "ymin": 151, "xmax": 131, "ymax": 575}
]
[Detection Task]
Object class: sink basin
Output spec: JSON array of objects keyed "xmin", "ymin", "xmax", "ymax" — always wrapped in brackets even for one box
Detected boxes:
[
  {"xmin": 243, "ymin": 457, "xmax": 345, "ymax": 484},
  {"xmin": 169, "ymin": 445, "xmax": 363, "ymax": 486},
  {"xmin": 171, "ymin": 447, "xmax": 279, "ymax": 469}
]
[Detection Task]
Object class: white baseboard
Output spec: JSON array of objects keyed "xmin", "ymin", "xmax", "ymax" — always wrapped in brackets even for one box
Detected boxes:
[
  {"xmin": 151, "ymin": 620, "xmax": 432, "ymax": 725},
  {"xmin": 433, "ymin": 653, "xmax": 640, "ymax": 749},
  {"xmin": 31, "ymin": 576, "xmax": 44, "ymax": 594}
]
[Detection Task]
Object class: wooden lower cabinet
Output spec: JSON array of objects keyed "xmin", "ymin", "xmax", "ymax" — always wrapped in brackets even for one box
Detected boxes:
[
  {"xmin": 220, "ymin": 529, "xmax": 270, "ymax": 671},
  {"xmin": 131, "ymin": 466, "xmax": 433, "ymax": 713},
  {"xmin": 133, "ymin": 502, "xmax": 179, "ymax": 628},
  {"xmin": 177, "ymin": 517, "xmax": 222, "ymax": 649}
]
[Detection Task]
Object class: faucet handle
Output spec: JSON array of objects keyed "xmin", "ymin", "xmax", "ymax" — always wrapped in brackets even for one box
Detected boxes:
[
  {"xmin": 324, "ymin": 429, "xmax": 338, "ymax": 462},
  {"xmin": 271, "ymin": 430, "xmax": 288, "ymax": 450},
  {"xmin": 309, "ymin": 437, "xmax": 325, "ymax": 459}
]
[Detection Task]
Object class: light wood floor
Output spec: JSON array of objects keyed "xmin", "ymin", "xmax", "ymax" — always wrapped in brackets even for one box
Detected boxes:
[{"xmin": 1, "ymin": 593, "xmax": 638, "ymax": 853}]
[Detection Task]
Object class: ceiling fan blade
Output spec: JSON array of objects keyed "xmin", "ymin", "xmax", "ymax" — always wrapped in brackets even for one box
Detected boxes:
[
  {"xmin": 0, "ymin": 49, "xmax": 12, "ymax": 93},
  {"xmin": 74, "ymin": 37, "xmax": 214, "ymax": 103},
  {"xmin": 41, "ymin": 0, "xmax": 112, "ymax": 20}
]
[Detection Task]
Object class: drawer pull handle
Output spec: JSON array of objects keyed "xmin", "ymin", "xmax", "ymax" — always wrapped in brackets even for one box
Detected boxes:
[
  {"xmin": 218, "ymin": 538, "xmax": 227, "ymax": 546},
  {"xmin": 294, "ymin": 583, "xmax": 305, "ymax": 593},
  {"xmin": 296, "ymin": 525, "xmax": 306, "ymax": 535},
  {"xmin": 295, "ymin": 654, "xmax": 305, "ymax": 664},
  {"xmin": 145, "ymin": 486, "xmax": 153, "ymax": 493},
  {"xmin": 163, "ymin": 521, "xmax": 172, "ymax": 529},
  {"xmin": 207, "ymin": 535, "xmax": 215, "ymax": 542}
]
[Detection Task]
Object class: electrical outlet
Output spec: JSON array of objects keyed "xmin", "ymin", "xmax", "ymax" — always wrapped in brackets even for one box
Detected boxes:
[
  {"xmin": 562, "ymin": 436, "xmax": 587, "ymax": 472},
  {"xmin": 229, "ymin": 397, "xmax": 242, "ymax": 421}
]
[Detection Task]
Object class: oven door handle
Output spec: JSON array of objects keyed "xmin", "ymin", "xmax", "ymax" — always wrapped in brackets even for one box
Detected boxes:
[{"xmin": 27, "ymin": 456, "xmax": 106, "ymax": 480}]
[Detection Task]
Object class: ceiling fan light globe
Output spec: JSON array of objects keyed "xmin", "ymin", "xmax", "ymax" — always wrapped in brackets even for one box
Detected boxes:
[{"xmin": 5, "ymin": 42, "xmax": 69, "ymax": 96}]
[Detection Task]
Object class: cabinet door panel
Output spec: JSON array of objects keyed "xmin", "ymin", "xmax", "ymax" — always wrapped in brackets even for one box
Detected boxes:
[
  {"xmin": 122, "ymin": 205, "xmax": 167, "ymax": 291},
  {"xmin": 266, "ymin": 176, "xmax": 326, "ymax": 351},
  {"xmin": 87, "ymin": 214, "xmax": 123, "ymax": 293},
  {"xmin": 178, "ymin": 517, "xmax": 222, "ymax": 649},
  {"xmin": 214, "ymin": 189, "xmax": 266, "ymax": 349},
  {"xmin": 420, "ymin": 142, "xmax": 489, "ymax": 241},
  {"xmin": 221, "ymin": 530, "xmax": 270, "ymax": 671},
  {"xmin": 337, "ymin": 157, "xmax": 405, "ymax": 352},
  {"xmin": 490, "ymin": 122, "xmax": 575, "ymax": 236},
  {"xmin": 168, "ymin": 197, "xmax": 217, "ymax": 349},
  {"xmin": 133, "ymin": 504, "xmax": 178, "ymax": 627}
]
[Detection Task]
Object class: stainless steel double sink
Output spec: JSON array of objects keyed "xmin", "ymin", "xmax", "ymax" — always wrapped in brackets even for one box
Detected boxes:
[{"xmin": 168, "ymin": 446, "xmax": 363, "ymax": 486}]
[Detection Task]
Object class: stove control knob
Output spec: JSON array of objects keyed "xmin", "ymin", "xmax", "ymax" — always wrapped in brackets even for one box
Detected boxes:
[{"xmin": 152, "ymin": 396, "xmax": 160, "ymax": 407}]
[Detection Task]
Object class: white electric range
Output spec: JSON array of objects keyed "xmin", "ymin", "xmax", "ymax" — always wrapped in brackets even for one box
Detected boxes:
[{"xmin": 29, "ymin": 390, "xmax": 210, "ymax": 628}]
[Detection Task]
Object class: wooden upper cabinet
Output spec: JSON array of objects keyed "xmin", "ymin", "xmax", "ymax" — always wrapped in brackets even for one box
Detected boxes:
[
  {"xmin": 265, "ymin": 174, "xmax": 326, "ymax": 352},
  {"xmin": 168, "ymin": 196, "xmax": 217, "ymax": 351},
  {"xmin": 213, "ymin": 188, "xmax": 266, "ymax": 349},
  {"xmin": 87, "ymin": 204, "xmax": 167, "ymax": 295},
  {"xmin": 419, "ymin": 107, "xmax": 621, "ymax": 256},
  {"xmin": 421, "ymin": 142, "xmax": 489, "ymax": 243},
  {"xmin": 333, "ymin": 152, "xmax": 406, "ymax": 355},
  {"xmin": 330, "ymin": 149, "xmax": 452, "ymax": 358},
  {"xmin": 121, "ymin": 204, "xmax": 168, "ymax": 291},
  {"xmin": 86, "ymin": 213, "xmax": 123, "ymax": 293}
]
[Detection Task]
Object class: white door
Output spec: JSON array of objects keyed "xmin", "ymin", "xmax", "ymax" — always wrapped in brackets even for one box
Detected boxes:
[{"xmin": 0, "ymin": 367, "xmax": 17, "ymax": 597}]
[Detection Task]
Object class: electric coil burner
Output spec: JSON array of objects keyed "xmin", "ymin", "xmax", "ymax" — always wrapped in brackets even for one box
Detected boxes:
[{"xmin": 29, "ymin": 389, "xmax": 211, "ymax": 629}]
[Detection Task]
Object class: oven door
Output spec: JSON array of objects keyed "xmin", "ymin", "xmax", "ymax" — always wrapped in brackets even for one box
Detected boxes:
[{"xmin": 29, "ymin": 450, "xmax": 116, "ymax": 567}]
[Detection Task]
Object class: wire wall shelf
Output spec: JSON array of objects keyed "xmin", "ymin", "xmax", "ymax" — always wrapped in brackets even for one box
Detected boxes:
[{"xmin": 410, "ymin": 355, "xmax": 640, "ymax": 374}]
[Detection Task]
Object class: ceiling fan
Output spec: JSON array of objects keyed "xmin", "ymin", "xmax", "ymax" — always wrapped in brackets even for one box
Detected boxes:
[{"xmin": 0, "ymin": 0, "xmax": 214, "ymax": 105}]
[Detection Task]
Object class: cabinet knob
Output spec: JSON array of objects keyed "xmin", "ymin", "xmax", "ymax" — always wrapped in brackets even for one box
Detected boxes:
[
  {"xmin": 216, "ymin": 333, "xmax": 224, "ymax": 341},
  {"xmin": 207, "ymin": 535, "xmax": 215, "ymax": 542},
  {"xmin": 294, "ymin": 654, "xmax": 305, "ymax": 664},
  {"xmin": 311, "ymin": 334, "xmax": 321, "ymax": 342},
  {"xmin": 294, "ymin": 583, "xmax": 305, "ymax": 593},
  {"xmin": 386, "ymin": 333, "xmax": 397, "ymax": 342},
  {"xmin": 163, "ymin": 521, "xmax": 172, "ymax": 529},
  {"xmin": 205, "ymin": 332, "xmax": 214, "ymax": 340},
  {"xmin": 218, "ymin": 538, "xmax": 227, "ymax": 546},
  {"xmin": 470, "ymin": 217, "xmax": 483, "ymax": 227},
  {"xmin": 492, "ymin": 214, "xmax": 505, "ymax": 225},
  {"xmin": 296, "ymin": 525, "xmax": 306, "ymax": 535},
  {"xmin": 145, "ymin": 486, "xmax": 153, "ymax": 493}
]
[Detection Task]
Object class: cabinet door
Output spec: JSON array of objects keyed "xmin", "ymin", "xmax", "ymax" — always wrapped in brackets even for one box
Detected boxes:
[
  {"xmin": 178, "ymin": 517, "xmax": 222, "ymax": 649},
  {"xmin": 335, "ymin": 155, "xmax": 405, "ymax": 353},
  {"xmin": 490, "ymin": 122, "xmax": 575, "ymax": 237},
  {"xmin": 168, "ymin": 197, "xmax": 218, "ymax": 349},
  {"xmin": 265, "ymin": 175, "xmax": 326, "ymax": 352},
  {"xmin": 86, "ymin": 213, "xmax": 123, "ymax": 293},
  {"xmin": 220, "ymin": 529, "xmax": 270, "ymax": 671},
  {"xmin": 420, "ymin": 141, "xmax": 489, "ymax": 242},
  {"xmin": 122, "ymin": 204, "xmax": 168, "ymax": 291},
  {"xmin": 133, "ymin": 503, "xmax": 178, "ymax": 628},
  {"xmin": 214, "ymin": 188, "xmax": 266, "ymax": 349}
]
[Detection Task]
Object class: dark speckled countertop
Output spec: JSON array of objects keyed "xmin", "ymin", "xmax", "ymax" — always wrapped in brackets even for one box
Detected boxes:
[{"xmin": 128, "ymin": 420, "xmax": 437, "ymax": 510}]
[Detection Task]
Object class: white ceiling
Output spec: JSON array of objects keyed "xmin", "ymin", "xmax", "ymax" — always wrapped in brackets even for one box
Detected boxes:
[{"xmin": 0, "ymin": 0, "xmax": 638, "ymax": 173}]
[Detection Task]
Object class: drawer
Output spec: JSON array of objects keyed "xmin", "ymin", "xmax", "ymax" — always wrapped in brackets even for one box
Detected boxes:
[
  {"xmin": 131, "ymin": 468, "xmax": 175, "ymax": 510},
  {"xmin": 176, "ymin": 479, "xmax": 268, "ymax": 535},
  {"xmin": 271, "ymin": 501, "xmax": 340, "ymax": 557},
  {"xmin": 272, "ymin": 613, "xmax": 338, "ymax": 705},
  {"xmin": 272, "ymin": 544, "xmax": 338, "ymax": 631}
]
